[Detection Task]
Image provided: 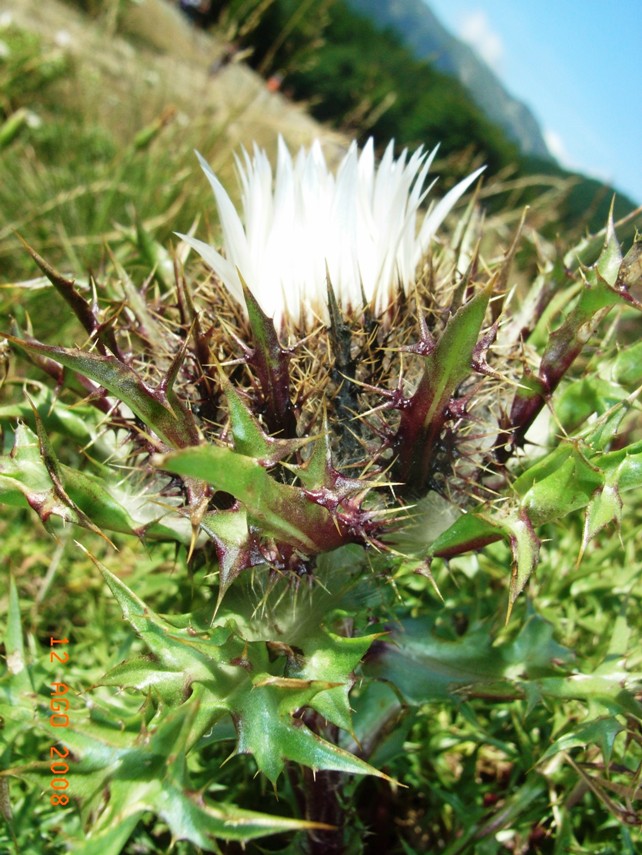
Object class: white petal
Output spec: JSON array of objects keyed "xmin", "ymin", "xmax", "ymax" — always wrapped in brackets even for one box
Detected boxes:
[
  {"xmin": 416, "ymin": 166, "xmax": 486, "ymax": 260},
  {"xmin": 190, "ymin": 140, "xmax": 484, "ymax": 329},
  {"xmin": 178, "ymin": 232, "xmax": 243, "ymax": 302}
]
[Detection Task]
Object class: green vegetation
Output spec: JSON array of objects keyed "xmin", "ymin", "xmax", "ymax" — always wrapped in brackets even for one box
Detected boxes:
[
  {"xmin": 285, "ymin": 1, "xmax": 518, "ymax": 174},
  {"xmin": 206, "ymin": 0, "xmax": 639, "ymax": 238},
  {"xmin": 0, "ymin": 20, "xmax": 202, "ymax": 282},
  {"xmin": 1, "ymin": 2, "xmax": 641, "ymax": 853},
  {"xmin": 204, "ymin": 0, "xmax": 518, "ymax": 173}
]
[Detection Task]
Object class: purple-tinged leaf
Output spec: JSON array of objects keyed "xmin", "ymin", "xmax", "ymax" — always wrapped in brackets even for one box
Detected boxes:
[
  {"xmin": 200, "ymin": 508, "xmax": 256, "ymax": 599},
  {"xmin": 425, "ymin": 506, "xmax": 539, "ymax": 620},
  {"xmin": 159, "ymin": 444, "xmax": 353, "ymax": 553},
  {"xmin": 6, "ymin": 336, "xmax": 199, "ymax": 448},
  {"xmin": 427, "ymin": 511, "xmax": 505, "ymax": 560},
  {"xmin": 393, "ymin": 280, "xmax": 493, "ymax": 491},
  {"xmin": 498, "ymin": 223, "xmax": 639, "ymax": 460},
  {"xmin": 18, "ymin": 237, "xmax": 123, "ymax": 359},
  {"xmin": 242, "ymin": 276, "xmax": 297, "ymax": 437}
]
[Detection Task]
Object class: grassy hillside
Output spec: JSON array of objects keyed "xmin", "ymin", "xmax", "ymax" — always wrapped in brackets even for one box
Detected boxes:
[{"xmin": 1, "ymin": 0, "xmax": 346, "ymax": 281}]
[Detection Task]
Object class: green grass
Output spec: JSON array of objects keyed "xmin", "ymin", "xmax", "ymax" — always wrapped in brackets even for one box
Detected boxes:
[
  {"xmin": 1, "ymin": 4, "xmax": 641, "ymax": 854},
  {"xmin": 2, "ymin": 490, "xmax": 641, "ymax": 852}
]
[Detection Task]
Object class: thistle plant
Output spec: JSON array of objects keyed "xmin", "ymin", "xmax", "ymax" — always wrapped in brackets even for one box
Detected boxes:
[{"xmin": 1, "ymin": 137, "xmax": 641, "ymax": 853}]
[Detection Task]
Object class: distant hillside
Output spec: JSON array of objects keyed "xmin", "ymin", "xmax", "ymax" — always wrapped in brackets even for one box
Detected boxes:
[{"xmin": 346, "ymin": 0, "xmax": 552, "ymax": 161}]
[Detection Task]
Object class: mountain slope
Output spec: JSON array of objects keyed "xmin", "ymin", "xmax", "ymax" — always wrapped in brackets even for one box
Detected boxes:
[{"xmin": 346, "ymin": 0, "xmax": 552, "ymax": 160}]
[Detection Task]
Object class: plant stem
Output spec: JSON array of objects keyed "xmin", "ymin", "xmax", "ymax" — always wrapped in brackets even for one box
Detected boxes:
[
  {"xmin": 301, "ymin": 717, "xmax": 345, "ymax": 854},
  {"xmin": 303, "ymin": 766, "xmax": 345, "ymax": 854}
]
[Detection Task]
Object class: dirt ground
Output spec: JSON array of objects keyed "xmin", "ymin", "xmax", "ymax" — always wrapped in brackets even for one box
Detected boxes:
[{"xmin": 5, "ymin": 0, "xmax": 347, "ymax": 162}]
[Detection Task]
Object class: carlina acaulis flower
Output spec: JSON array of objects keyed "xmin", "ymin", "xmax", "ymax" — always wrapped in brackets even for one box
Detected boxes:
[
  {"xmin": 176, "ymin": 137, "xmax": 494, "ymax": 500},
  {"xmin": 179, "ymin": 136, "xmax": 485, "ymax": 329},
  {"xmin": 5, "ymin": 136, "xmax": 531, "ymax": 600}
]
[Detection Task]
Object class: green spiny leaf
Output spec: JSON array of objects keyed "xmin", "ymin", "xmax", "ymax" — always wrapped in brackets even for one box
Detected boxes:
[
  {"xmin": 505, "ymin": 511, "xmax": 540, "ymax": 620},
  {"xmin": 595, "ymin": 209, "xmax": 623, "ymax": 286},
  {"xmin": 599, "ymin": 440, "xmax": 642, "ymax": 492},
  {"xmin": 516, "ymin": 445, "xmax": 603, "ymax": 526},
  {"xmin": 57, "ymin": 700, "xmax": 325, "ymax": 852},
  {"xmin": 90, "ymin": 553, "xmax": 234, "ymax": 679},
  {"xmin": 224, "ymin": 382, "xmax": 309, "ymax": 463},
  {"xmin": 395, "ymin": 279, "xmax": 493, "ymax": 488},
  {"xmin": 532, "ymin": 674, "xmax": 642, "ymax": 716},
  {"xmin": 539, "ymin": 718, "xmax": 625, "ymax": 766},
  {"xmin": 200, "ymin": 507, "xmax": 254, "ymax": 598},
  {"xmin": 0, "ymin": 421, "xmax": 108, "ymax": 541},
  {"xmin": 581, "ymin": 471, "xmax": 623, "ymax": 559},
  {"xmin": 613, "ymin": 340, "xmax": 642, "ymax": 388},
  {"xmin": 0, "ymin": 387, "xmax": 98, "ymax": 444},
  {"xmin": 364, "ymin": 608, "xmax": 640, "ymax": 717},
  {"xmin": 159, "ymin": 444, "xmax": 348, "ymax": 552},
  {"xmin": 0, "ymin": 422, "xmax": 56, "ymax": 509},
  {"xmin": 427, "ymin": 511, "xmax": 504, "ymax": 560},
  {"xmin": 364, "ymin": 615, "xmax": 508, "ymax": 705},
  {"xmin": 29, "ymin": 405, "xmax": 112, "ymax": 543},
  {"xmin": 5, "ymin": 336, "xmax": 199, "ymax": 448},
  {"xmin": 60, "ymin": 466, "xmax": 140, "ymax": 535},
  {"xmin": 231, "ymin": 676, "xmax": 392, "ymax": 784},
  {"xmin": 287, "ymin": 629, "xmax": 382, "ymax": 733}
]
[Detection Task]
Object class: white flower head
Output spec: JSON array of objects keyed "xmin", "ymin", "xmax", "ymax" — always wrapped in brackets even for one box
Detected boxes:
[{"xmin": 182, "ymin": 137, "xmax": 484, "ymax": 329}]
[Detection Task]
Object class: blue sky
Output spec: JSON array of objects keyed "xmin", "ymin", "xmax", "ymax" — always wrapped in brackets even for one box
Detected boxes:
[{"xmin": 426, "ymin": 0, "xmax": 642, "ymax": 205}]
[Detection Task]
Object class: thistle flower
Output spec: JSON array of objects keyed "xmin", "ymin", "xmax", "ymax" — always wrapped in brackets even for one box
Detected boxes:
[
  {"xmin": 181, "ymin": 137, "xmax": 484, "ymax": 328},
  {"xmin": 4, "ymin": 123, "xmax": 639, "ymax": 851}
]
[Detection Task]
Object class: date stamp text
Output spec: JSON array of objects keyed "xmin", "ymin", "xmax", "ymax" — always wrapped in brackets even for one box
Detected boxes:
[{"xmin": 48, "ymin": 637, "xmax": 71, "ymax": 806}]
